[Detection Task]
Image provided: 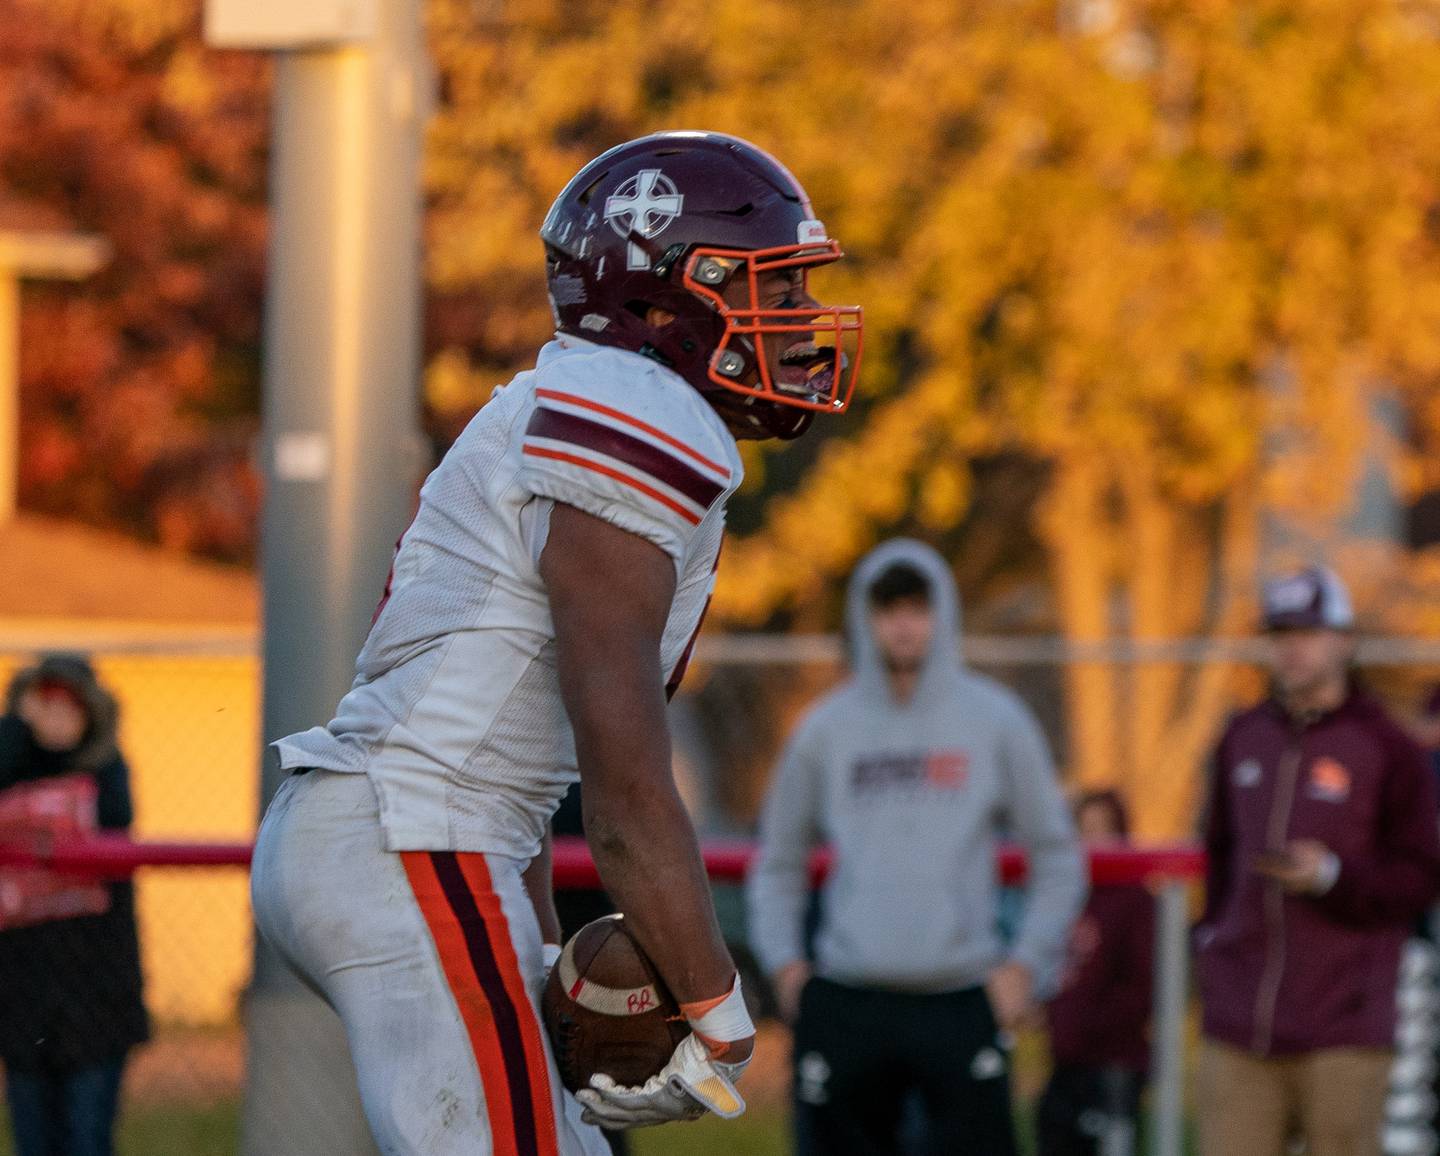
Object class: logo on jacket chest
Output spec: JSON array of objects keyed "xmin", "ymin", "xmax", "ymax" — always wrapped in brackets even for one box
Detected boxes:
[
  {"xmin": 851, "ymin": 750, "xmax": 970, "ymax": 794},
  {"xmin": 1234, "ymin": 758, "xmax": 1263, "ymax": 788},
  {"xmin": 1305, "ymin": 756, "xmax": 1352, "ymax": 803}
]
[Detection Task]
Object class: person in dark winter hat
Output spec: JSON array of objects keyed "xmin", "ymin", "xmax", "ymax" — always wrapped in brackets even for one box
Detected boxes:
[
  {"xmin": 1195, "ymin": 566, "xmax": 1440, "ymax": 1156},
  {"xmin": 0, "ymin": 653, "xmax": 149, "ymax": 1156}
]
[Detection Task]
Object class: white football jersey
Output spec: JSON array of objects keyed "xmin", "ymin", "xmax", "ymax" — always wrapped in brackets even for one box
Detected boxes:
[{"xmin": 273, "ymin": 336, "xmax": 743, "ymax": 860}]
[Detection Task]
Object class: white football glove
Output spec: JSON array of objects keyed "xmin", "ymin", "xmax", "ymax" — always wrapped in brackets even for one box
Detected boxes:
[
  {"xmin": 576, "ymin": 973, "xmax": 754, "ymax": 1130},
  {"xmin": 576, "ymin": 1032, "xmax": 748, "ymax": 1130}
]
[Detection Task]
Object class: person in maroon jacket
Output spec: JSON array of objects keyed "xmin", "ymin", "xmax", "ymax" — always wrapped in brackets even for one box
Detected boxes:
[
  {"xmin": 1036, "ymin": 790, "xmax": 1154, "ymax": 1156},
  {"xmin": 1196, "ymin": 565, "xmax": 1440, "ymax": 1156}
]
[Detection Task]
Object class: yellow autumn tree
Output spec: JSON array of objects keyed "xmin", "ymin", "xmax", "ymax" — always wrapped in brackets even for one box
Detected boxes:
[
  {"xmin": 64, "ymin": 0, "xmax": 1440, "ymax": 832},
  {"xmin": 419, "ymin": 0, "xmax": 1440, "ymax": 835}
]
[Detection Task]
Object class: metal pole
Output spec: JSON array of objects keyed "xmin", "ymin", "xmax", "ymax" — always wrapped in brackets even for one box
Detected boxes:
[
  {"xmin": 0, "ymin": 272, "xmax": 16, "ymax": 522},
  {"xmin": 1150, "ymin": 881, "xmax": 1190, "ymax": 1156},
  {"xmin": 239, "ymin": 0, "xmax": 428, "ymax": 1151}
]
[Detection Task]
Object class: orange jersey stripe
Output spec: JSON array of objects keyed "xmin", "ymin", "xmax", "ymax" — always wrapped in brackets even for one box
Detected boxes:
[
  {"xmin": 453, "ymin": 854, "xmax": 561, "ymax": 1156},
  {"xmin": 534, "ymin": 388, "xmax": 732, "ymax": 479},
  {"xmin": 522, "ymin": 445, "xmax": 702, "ymax": 526}
]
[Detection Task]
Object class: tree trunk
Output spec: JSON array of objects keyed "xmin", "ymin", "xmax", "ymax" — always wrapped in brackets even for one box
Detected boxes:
[
  {"xmin": 1119, "ymin": 463, "xmax": 1186, "ymax": 806},
  {"xmin": 1138, "ymin": 487, "xmax": 1260, "ymax": 837},
  {"xmin": 1040, "ymin": 452, "xmax": 1120, "ymax": 789}
]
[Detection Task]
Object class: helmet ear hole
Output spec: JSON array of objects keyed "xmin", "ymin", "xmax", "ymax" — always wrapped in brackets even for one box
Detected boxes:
[{"xmin": 627, "ymin": 301, "xmax": 678, "ymax": 330}]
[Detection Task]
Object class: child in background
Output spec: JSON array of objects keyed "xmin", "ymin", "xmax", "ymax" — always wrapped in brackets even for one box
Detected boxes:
[
  {"xmin": 1036, "ymin": 790, "xmax": 1153, "ymax": 1156},
  {"xmin": 0, "ymin": 653, "xmax": 148, "ymax": 1156}
]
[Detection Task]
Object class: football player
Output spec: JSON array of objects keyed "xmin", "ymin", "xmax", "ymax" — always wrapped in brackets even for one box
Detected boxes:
[{"xmin": 250, "ymin": 130, "xmax": 862, "ymax": 1155}]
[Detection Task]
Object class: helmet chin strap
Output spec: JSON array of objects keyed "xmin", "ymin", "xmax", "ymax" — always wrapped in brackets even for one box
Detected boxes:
[
  {"xmin": 706, "ymin": 391, "xmax": 813, "ymax": 441},
  {"xmin": 704, "ymin": 328, "xmax": 817, "ymax": 439}
]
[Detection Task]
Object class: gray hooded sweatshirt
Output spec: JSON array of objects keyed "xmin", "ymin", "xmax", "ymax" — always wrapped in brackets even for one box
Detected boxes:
[{"xmin": 745, "ymin": 539, "xmax": 1085, "ymax": 995}]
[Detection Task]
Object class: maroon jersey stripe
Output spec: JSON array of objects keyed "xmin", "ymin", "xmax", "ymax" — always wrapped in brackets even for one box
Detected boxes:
[{"xmin": 526, "ymin": 405, "xmax": 725, "ymax": 512}]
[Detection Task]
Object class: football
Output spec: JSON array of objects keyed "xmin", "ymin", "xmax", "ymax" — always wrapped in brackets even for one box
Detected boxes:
[{"xmin": 542, "ymin": 914, "xmax": 690, "ymax": 1092}]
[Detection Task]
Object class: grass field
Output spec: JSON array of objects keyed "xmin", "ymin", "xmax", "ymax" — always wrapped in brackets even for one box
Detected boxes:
[
  {"xmin": 0, "ymin": 1101, "xmax": 792, "ymax": 1155},
  {"xmin": 0, "ymin": 1103, "xmax": 1034, "ymax": 1155},
  {"xmin": 0, "ymin": 1100, "xmax": 1195, "ymax": 1154},
  {"xmin": 632, "ymin": 1110, "xmax": 790, "ymax": 1155},
  {"xmin": 0, "ymin": 1100, "xmax": 241, "ymax": 1156}
]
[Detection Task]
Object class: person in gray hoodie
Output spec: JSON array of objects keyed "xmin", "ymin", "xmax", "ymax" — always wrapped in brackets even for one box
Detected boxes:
[{"xmin": 746, "ymin": 539, "xmax": 1086, "ymax": 1156}]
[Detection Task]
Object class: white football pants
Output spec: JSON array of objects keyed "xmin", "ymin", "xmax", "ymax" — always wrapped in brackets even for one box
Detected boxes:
[{"xmin": 251, "ymin": 768, "xmax": 611, "ymax": 1156}]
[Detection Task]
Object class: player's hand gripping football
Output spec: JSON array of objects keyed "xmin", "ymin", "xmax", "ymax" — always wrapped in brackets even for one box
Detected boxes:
[{"xmin": 576, "ymin": 976, "xmax": 754, "ymax": 1129}]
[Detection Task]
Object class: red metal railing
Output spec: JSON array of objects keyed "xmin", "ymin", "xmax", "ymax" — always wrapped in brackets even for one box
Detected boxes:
[
  {"xmin": 0, "ymin": 829, "xmax": 1205, "ymax": 1156},
  {"xmin": 0, "ymin": 834, "xmax": 1206, "ymax": 885}
]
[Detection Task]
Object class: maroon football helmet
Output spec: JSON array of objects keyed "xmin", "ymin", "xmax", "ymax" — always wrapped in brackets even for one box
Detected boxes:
[{"xmin": 540, "ymin": 131, "xmax": 862, "ymax": 439}]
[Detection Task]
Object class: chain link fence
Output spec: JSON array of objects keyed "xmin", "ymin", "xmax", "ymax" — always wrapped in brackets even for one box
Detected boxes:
[
  {"xmin": 680, "ymin": 634, "xmax": 1440, "ymax": 836},
  {"xmin": 0, "ymin": 631, "xmax": 1437, "ymax": 1154},
  {"xmin": 0, "ymin": 640, "xmax": 254, "ymax": 1155}
]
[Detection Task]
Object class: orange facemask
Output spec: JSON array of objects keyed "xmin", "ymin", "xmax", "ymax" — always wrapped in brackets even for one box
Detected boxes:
[{"xmin": 682, "ymin": 241, "xmax": 863, "ymax": 415}]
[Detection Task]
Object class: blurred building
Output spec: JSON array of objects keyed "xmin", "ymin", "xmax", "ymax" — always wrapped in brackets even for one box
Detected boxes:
[{"xmin": 0, "ymin": 513, "xmax": 258, "ymax": 1026}]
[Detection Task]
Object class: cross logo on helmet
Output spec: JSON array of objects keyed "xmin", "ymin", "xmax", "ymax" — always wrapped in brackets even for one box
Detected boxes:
[{"xmin": 605, "ymin": 169, "xmax": 684, "ymax": 270}]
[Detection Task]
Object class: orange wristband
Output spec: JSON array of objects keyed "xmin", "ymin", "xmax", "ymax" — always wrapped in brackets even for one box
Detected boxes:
[{"xmin": 681, "ymin": 975, "xmax": 754, "ymax": 1058}]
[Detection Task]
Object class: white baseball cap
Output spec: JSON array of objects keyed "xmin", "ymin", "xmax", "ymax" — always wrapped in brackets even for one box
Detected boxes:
[{"xmin": 1261, "ymin": 565, "xmax": 1355, "ymax": 631}]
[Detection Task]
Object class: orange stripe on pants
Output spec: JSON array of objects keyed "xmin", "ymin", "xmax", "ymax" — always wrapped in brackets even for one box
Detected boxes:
[
  {"xmin": 402, "ymin": 851, "xmax": 559, "ymax": 1156},
  {"xmin": 453, "ymin": 854, "xmax": 561, "ymax": 1155}
]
